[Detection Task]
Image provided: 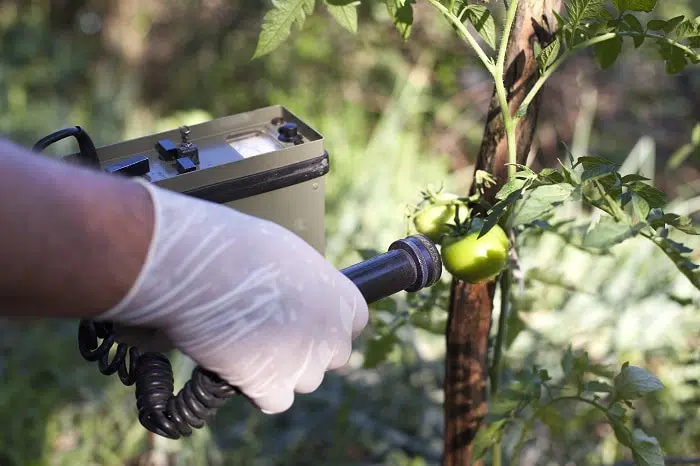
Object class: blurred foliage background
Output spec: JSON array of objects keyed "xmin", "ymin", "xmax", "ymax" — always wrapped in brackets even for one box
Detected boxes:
[{"xmin": 1, "ymin": 1, "xmax": 700, "ymax": 465}]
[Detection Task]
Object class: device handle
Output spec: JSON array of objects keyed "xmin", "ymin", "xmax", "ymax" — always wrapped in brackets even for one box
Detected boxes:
[{"xmin": 341, "ymin": 233, "xmax": 442, "ymax": 304}]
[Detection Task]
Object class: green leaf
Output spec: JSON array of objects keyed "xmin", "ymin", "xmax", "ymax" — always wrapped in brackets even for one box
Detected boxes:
[
  {"xmin": 610, "ymin": 418, "xmax": 634, "ymax": 447},
  {"xmin": 537, "ymin": 37, "xmax": 561, "ymax": 72},
  {"xmin": 505, "ymin": 311, "xmax": 526, "ymax": 348},
  {"xmin": 495, "ymin": 177, "xmax": 529, "ymax": 201},
  {"xmin": 566, "ymin": 0, "xmax": 608, "ymax": 25},
  {"xmin": 613, "ymin": 363, "xmax": 664, "ymax": 401},
  {"xmin": 479, "ymin": 187, "xmax": 527, "ymax": 238},
  {"xmin": 614, "ymin": 0, "xmax": 657, "ymax": 13},
  {"xmin": 538, "ymin": 168, "xmax": 567, "ymax": 184},
  {"xmin": 581, "ymin": 160, "xmax": 618, "ymax": 182},
  {"xmin": 663, "ymin": 15, "xmax": 685, "ymax": 34},
  {"xmin": 626, "ymin": 181, "xmax": 667, "ymax": 208},
  {"xmin": 631, "ymin": 430, "xmax": 665, "ymax": 466},
  {"xmin": 512, "ymin": 184, "xmax": 576, "ymax": 226},
  {"xmin": 561, "ymin": 345, "xmax": 575, "ymax": 376},
  {"xmin": 631, "ymin": 193, "xmax": 650, "ymax": 221},
  {"xmin": 646, "ymin": 19, "xmax": 667, "ymax": 31},
  {"xmin": 363, "ymin": 332, "xmax": 399, "ymax": 369},
  {"xmin": 594, "ymin": 35, "xmax": 623, "ymax": 69},
  {"xmin": 384, "ymin": 0, "xmax": 415, "ymax": 40},
  {"xmin": 565, "ymin": 0, "xmax": 608, "ymax": 45},
  {"xmin": 623, "ymin": 14, "xmax": 645, "ymax": 47},
  {"xmin": 648, "ymin": 210, "xmax": 699, "ymax": 235},
  {"xmin": 472, "ymin": 419, "xmax": 508, "ymax": 460},
  {"xmin": 607, "ymin": 402, "xmax": 628, "ymax": 422},
  {"xmin": 584, "ymin": 381, "xmax": 614, "ymax": 393},
  {"xmin": 575, "ymin": 155, "xmax": 619, "ymax": 169},
  {"xmin": 558, "ymin": 160, "xmax": 581, "ymax": 185},
  {"xmin": 674, "ymin": 19, "xmax": 695, "ymax": 39},
  {"xmin": 659, "ymin": 41, "xmax": 688, "ymax": 75},
  {"xmin": 621, "ymin": 174, "xmax": 651, "ymax": 183},
  {"xmin": 464, "ymin": 5, "xmax": 497, "ymax": 50},
  {"xmin": 582, "ymin": 216, "xmax": 644, "ymax": 249},
  {"xmin": 326, "ymin": 0, "xmax": 360, "ymax": 34},
  {"xmin": 649, "ymin": 235, "xmax": 700, "ymax": 290},
  {"xmin": 253, "ymin": 0, "xmax": 316, "ymax": 59},
  {"xmin": 537, "ymin": 405, "xmax": 566, "ymax": 432}
]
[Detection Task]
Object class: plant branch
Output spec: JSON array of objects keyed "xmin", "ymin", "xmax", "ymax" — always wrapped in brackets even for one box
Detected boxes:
[
  {"xmin": 427, "ymin": 0, "xmax": 495, "ymax": 74},
  {"xmin": 517, "ymin": 30, "xmax": 700, "ymax": 120},
  {"xmin": 593, "ymin": 180, "xmax": 626, "ymax": 221},
  {"xmin": 488, "ymin": 4, "xmax": 520, "ymax": 464},
  {"xmin": 489, "ymin": 273, "xmax": 510, "ymax": 393},
  {"xmin": 633, "ymin": 30, "xmax": 700, "ymax": 59},
  {"xmin": 494, "ymin": 0, "xmax": 520, "ymax": 179}
]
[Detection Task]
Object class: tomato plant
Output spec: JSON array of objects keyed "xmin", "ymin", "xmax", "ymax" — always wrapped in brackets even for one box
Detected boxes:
[{"xmin": 256, "ymin": 1, "xmax": 700, "ymax": 465}]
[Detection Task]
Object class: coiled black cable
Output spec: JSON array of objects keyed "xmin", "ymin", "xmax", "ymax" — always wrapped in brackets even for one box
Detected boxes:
[
  {"xmin": 77, "ymin": 319, "xmax": 239, "ymax": 439},
  {"xmin": 35, "ymin": 128, "xmax": 241, "ymax": 440}
]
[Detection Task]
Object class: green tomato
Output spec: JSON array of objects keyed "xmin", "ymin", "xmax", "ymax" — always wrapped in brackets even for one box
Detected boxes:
[
  {"xmin": 413, "ymin": 205, "xmax": 456, "ymax": 243},
  {"xmin": 413, "ymin": 193, "xmax": 460, "ymax": 243},
  {"xmin": 441, "ymin": 221, "xmax": 510, "ymax": 283}
]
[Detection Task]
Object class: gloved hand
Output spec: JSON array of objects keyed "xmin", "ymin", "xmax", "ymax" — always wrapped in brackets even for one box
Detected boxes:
[{"xmin": 97, "ymin": 179, "xmax": 369, "ymax": 414}]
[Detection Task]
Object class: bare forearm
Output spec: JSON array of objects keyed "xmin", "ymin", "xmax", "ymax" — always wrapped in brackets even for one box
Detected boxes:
[{"xmin": 0, "ymin": 139, "xmax": 153, "ymax": 318}]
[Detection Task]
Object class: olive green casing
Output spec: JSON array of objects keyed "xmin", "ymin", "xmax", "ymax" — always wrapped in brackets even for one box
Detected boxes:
[{"xmin": 64, "ymin": 105, "xmax": 328, "ymax": 254}]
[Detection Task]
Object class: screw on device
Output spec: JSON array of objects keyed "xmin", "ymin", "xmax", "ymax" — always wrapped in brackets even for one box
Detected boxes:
[
  {"xmin": 179, "ymin": 126, "xmax": 191, "ymax": 146},
  {"xmin": 76, "ymin": 234, "xmax": 442, "ymax": 440},
  {"xmin": 177, "ymin": 125, "xmax": 199, "ymax": 165}
]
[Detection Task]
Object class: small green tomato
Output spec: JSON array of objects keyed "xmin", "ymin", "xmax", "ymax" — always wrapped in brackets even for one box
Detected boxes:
[{"xmin": 441, "ymin": 220, "xmax": 510, "ymax": 283}]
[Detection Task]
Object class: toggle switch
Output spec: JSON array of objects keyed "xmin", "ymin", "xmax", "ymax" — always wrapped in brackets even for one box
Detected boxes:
[{"xmin": 177, "ymin": 126, "xmax": 199, "ymax": 164}]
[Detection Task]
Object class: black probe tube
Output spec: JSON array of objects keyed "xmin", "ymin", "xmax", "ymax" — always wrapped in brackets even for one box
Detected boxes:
[{"xmin": 340, "ymin": 234, "xmax": 443, "ymax": 305}]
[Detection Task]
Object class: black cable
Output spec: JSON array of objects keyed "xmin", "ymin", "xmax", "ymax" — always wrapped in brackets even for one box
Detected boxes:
[
  {"xmin": 77, "ymin": 319, "xmax": 239, "ymax": 439},
  {"xmin": 32, "ymin": 126, "xmax": 100, "ymax": 168}
]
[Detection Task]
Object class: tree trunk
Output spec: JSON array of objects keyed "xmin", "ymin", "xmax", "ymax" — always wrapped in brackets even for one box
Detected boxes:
[{"xmin": 442, "ymin": 2, "xmax": 563, "ymax": 465}]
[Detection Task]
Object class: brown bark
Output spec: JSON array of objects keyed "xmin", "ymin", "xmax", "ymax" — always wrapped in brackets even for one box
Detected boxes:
[{"xmin": 442, "ymin": 2, "xmax": 564, "ymax": 465}]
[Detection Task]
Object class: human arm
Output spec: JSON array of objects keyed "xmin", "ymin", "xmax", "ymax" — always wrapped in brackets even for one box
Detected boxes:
[
  {"xmin": 0, "ymin": 138, "xmax": 154, "ymax": 318},
  {"xmin": 0, "ymin": 137, "xmax": 369, "ymax": 413}
]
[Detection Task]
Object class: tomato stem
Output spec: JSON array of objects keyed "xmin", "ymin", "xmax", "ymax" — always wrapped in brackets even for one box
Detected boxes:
[
  {"xmin": 495, "ymin": 0, "xmax": 520, "ymax": 182},
  {"xmin": 490, "ymin": 1, "xmax": 519, "ymax": 463}
]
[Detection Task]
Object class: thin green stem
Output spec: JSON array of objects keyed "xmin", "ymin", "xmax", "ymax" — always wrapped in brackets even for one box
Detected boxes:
[
  {"xmin": 511, "ymin": 395, "xmax": 608, "ymax": 461},
  {"xmin": 488, "ymin": 269, "xmax": 511, "ymax": 466},
  {"xmin": 496, "ymin": 0, "xmax": 519, "ymax": 78},
  {"xmin": 427, "ymin": 0, "xmax": 495, "ymax": 74},
  {"xmin": 489, "ymin": 271, "xmax": 511, "ymax": 393},
  {"xmin": 593, "ymin": 180, "xmax": 626, "ymax": 221},
  {"xmin": 490, "ymin": 4, "xmax": 519, "ymax": 465},
  {"xmin": 493, "ymin": 0, "xmax": 520, "ymax": 179}
]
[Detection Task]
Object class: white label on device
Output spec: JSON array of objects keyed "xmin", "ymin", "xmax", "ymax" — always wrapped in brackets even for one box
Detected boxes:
[{"xmin": 227, "ymin": 133, "xmax": 281, "ymax": 158}]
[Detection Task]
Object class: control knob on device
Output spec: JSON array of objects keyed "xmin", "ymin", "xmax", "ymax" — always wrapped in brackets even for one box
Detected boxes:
[{"xmin": 278, "ymin": 122, "xmax": 301, "ymax": 143}]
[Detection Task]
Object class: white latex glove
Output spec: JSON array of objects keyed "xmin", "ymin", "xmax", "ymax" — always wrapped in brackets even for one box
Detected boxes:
[{"xmin": 98, "ymin": 179, "xmax": 369, "ymax": 414}]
